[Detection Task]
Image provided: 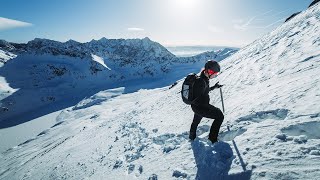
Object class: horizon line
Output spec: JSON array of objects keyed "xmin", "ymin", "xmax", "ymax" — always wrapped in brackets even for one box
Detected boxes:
[{"xmin": 0, "ymin": 37, "xmax": 242, "ymax": 49}]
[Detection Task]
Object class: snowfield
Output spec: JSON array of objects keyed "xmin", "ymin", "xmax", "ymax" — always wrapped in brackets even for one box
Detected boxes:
[
  {"xmin": 1, "ymin": 3, "xmax": 320, "ymax": 180},
  {"xmin": 0, "ymin": 49, "xmax": 16, "ymax": 65}
]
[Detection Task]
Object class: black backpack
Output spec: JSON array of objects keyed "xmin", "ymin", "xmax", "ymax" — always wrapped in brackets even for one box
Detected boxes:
[{"xmin": 181, "ymin": 73, "xmax": 199, "ymax": 105}]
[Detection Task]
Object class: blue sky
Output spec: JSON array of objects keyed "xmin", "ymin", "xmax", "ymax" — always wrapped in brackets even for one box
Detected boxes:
[{"xmin": 0, "ymin": 0, "xmax": 313, "ymax": 47}]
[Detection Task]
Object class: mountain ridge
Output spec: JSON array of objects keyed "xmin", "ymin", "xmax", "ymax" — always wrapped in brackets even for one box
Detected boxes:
[
  {"xmin": 0, "ymin": 37, "xmax": 237, "ymax": 128},
  {"xmin": 0, "ymin": 37, "xmax": 237, "ymax": 75}
]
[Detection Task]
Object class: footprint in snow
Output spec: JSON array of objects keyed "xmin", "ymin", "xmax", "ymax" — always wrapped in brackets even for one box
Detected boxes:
[
  {"xmin": 152, "ymin": 132, "xmax": 189, "ymax": 153},
  {"xmin": 127, "ymin": 164, "xmax": 135, "ymax": 174},
  {"xmin": 172, "ymin": 170, "xmax": 188, "ymax": 178},
  {"xmin": 236, "ymin": 109, "xmax": 289, "ymax": 123},
  {"xmin": 196, "ymin": 125, "xmax": 210, "ymax": 137},
  {"xmin": 276, "ymin": 121, "xmax": 320, "ymax": 156},
  {"xmin": 148, "ymin": 174, "xmax": 158, "ymax": 180},
  {"xmin": 120, "ymin": 122, "xmax": 150, "ymax": 163},
  {"xmin": 219, "ymin": 127, "xmax": 247, "ymax": 142},
  {"xmin": 281, "ymin": 121, "xmax": 320, "ymax": 141}
]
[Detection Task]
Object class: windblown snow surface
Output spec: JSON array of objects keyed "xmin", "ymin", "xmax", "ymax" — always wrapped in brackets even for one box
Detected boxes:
[
  {"xmin": 1, "ymin": 4, "xmax": 320, "ymax": 180},
  {"xmin": 0, "ymin": 50, "xmax": 16, "ymax": 65}
]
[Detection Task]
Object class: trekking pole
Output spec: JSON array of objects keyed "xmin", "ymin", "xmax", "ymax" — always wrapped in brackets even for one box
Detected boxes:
[
  {"xmin": 220, "ymin": 87, "xmax": 228, "ymax": 127},
  {"xmin": 220, "ymin": 87, "xmax": 248, "ymax": 172},
  {"xmin": 220, "ymin": 87, "xmax": 228, "ymax": 128},
  {"xmin": 219, "ymin": 88, "xmax": 225, "ymax": 113},
  {"xmin": 220, "ymin": 87, "xmax": 229, "ymax": 128}
]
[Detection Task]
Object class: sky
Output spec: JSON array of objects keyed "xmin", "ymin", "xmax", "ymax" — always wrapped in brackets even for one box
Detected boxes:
[{"xmin": 0, "ymin": 0, "xmax": 313, "ymax": 47}]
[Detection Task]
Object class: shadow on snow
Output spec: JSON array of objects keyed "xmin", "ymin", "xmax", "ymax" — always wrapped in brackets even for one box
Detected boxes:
[
  {"xmin": 0, "ymin": 56, "xmax": 181, "ymax": 129},
  {"xmin": 191, "ymin": 139, "xmax": 252, "ymax": 180}
]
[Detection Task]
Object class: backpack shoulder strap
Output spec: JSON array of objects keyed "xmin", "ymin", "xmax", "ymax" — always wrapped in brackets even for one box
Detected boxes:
[{"xmin": 190, "ymin": 77, "xmax": 207, "ymax": 104}]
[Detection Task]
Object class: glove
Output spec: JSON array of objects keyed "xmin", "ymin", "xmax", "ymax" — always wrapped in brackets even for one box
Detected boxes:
[{"xmin": 210, "ymin": 82, "xmax": 223, "ymax": 91}]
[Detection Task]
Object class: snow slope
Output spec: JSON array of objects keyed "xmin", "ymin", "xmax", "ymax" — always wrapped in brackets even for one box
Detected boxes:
[{"xmin": 1, "ymin": 3, "xmax": 320, "ymax": 180}]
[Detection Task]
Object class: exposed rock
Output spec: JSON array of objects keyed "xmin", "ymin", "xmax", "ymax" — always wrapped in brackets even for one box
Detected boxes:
[
  {"xmin": 309, "ymin": 0, "xmax": 320, "ymax": 8},
  {"xmin": 285, "ymin": 12, "xmax": 301, "ymax": 23}
]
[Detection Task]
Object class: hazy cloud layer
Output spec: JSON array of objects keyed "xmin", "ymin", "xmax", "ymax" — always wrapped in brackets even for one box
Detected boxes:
[
  {"xmin": 0, "ymin": 17, "xmax": 32, "ymax": 30},
  {"xmin": 127, "ymin": 27, "xmax": 145, "ymax": 31},
  {"xmin": 233, "ymin": 10, "xmax": 288, "ymax": 31},
  {"xmin": 208, "ymin": 25, "xmax": 223, "ymax": 33}
]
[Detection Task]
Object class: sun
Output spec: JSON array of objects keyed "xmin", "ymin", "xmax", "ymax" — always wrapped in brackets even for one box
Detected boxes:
[
  {"xmin": 172, "ymin": 0, "xmax": 197, "ymax": 10},
  {"xmin": 163, "ymin": 0, "xmax": 202, "ymax": 26}
]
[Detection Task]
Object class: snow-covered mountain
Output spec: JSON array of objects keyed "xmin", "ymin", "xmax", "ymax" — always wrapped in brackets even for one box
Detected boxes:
[
  {"xmin": 1, "ymin": 37, "xmax": 236, "ymax": 77},
  {"xmin": 0, "ymin": 37, "xmax": 238, "ymax": 84},
  {"xmin": 1, "ymin": 3, "xmax": 319, "ymax": 180},
  {"xmin": 1, "ymin": 37, "xmax": 175, "ymax": 77},
  {"xmin": 176, "ymin": 48, "xmax": 238, "ymax": 64},
  {"xmin": 0, "ymin": 37, "xmax": 236, "ymax": 129},
  {"xmin": 166, "ymin": 46, "xmax": 239, "ymax": 57},
  {"xmin": 0, "ymin": 41, "xmax": 17, "ymax": 64}
]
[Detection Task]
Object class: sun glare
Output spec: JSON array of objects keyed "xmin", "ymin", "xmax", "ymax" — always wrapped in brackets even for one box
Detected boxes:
[
  {"xmin": 167, "ymin": 0, "xmax": 200, "ymax": 18},
  {"xmin": 172, "ymin": 0, "xmax": 197, "ymax": 10}
]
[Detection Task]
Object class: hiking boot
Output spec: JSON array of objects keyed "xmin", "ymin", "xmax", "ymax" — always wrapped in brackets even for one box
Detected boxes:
[
  {"xmin": 189, "ymin": 131, "xmax": 196, "ymax": 141},
  {"xmin": 208, "ymin": 137, "xmax": 218, "ymax": 144}
]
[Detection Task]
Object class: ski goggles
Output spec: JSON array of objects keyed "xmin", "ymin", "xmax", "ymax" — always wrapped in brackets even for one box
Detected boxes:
[{"xmin": 207, "ymin": 69, "xmax": 219, "ymax": 76}]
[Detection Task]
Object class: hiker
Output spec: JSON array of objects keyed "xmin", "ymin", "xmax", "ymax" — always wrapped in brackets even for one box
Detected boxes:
[{"xmin": 189, "ymin": 60, "xmax": 224, "ymax": 143}]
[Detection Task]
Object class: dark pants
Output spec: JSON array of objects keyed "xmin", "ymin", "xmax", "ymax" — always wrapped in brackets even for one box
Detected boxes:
[{"xmin": 190, "ymin": 104, "xmax": 224, "ymax": 140}]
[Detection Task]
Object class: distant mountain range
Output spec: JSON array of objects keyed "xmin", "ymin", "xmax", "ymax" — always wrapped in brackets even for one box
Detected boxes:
[
  {"xmin": 0, "ymin": 37, "xmax": 237, "ymax": 78},
  {"xmin": 0, "ymin": 37, "xmax": 237, "ymax": 128},
  {"xmin": 166, "ymin": 46, "xmax": 240, "ymax": 57}
]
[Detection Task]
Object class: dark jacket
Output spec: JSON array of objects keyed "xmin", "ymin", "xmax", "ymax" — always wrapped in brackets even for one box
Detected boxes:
[{"xmin": 192, "ymin": 70, "xmax": 210, "ymax": 105}]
